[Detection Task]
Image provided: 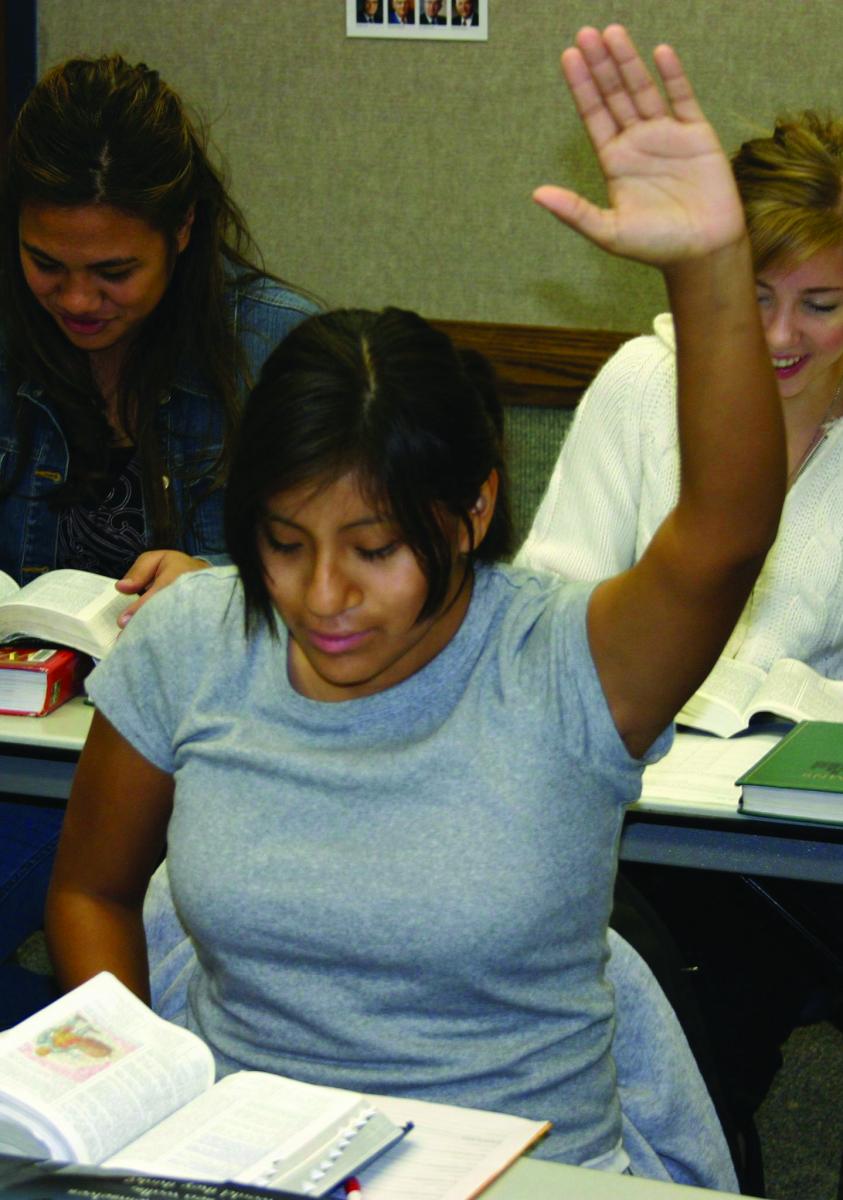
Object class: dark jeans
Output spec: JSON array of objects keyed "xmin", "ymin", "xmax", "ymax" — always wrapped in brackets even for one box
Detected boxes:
[
  {"xmin": 0, "ymin": 799, "xmax": 63, "ymax": 960},
  {"xmin": 0, "ymin": 961, "xmax": 59, "ymax": 1027}
]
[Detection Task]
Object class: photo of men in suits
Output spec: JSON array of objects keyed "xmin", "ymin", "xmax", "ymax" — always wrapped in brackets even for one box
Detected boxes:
[
  {"xmin": 389, "ymin": 0, "xmax": 415, "ymax": 24},
  {"xmin": 357, "ymin": 0, "xmax": 383, "ymax": 21},
  {"xmin": 452, "ymin": 0, "xmax": 479, "ymax": 26},
  {"xmin": 420, "ymin": 0, "xmax": 445, "ymax": 25}
]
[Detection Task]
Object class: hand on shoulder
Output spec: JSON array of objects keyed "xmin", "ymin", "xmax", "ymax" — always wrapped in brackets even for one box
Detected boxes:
[{"xmin": 115, "ymin": 550, "xmax": 210, "ymax": 626}]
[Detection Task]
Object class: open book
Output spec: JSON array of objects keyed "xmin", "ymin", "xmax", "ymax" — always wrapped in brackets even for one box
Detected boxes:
[
  {"xmin": 0, "ymin": 973, "xmax": 409, "ymax": 1197},
  {"xmin": 0, "ymin": 973, "xmax": 549, "ymax": 1200},
  {"xmin": 0, "ymin": 569, "xmax": 125, "ymax": 659},
  {"xmin": 676, "ymin": 656, "xmax": 843, "ymax": 738}
]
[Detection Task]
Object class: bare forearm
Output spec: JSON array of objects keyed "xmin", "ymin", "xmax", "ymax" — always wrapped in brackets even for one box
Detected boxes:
[
  {"xmin": 45, "ymin": 887, "xmax": 151, "ymax": 1003},
  {"xmin": 666, "ymin": 238, "xmax": 786, "ymax": 564}
]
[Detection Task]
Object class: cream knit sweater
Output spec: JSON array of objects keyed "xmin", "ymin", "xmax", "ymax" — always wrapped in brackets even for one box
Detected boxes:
[{"xmin": 517, "ymin": 314, "xmax": 843, "ymax": 678}]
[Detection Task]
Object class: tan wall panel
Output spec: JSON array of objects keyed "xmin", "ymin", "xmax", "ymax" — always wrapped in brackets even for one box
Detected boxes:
[{"xmin": 38, "ymin": 0, "xmax": 843, "ymax": 330}]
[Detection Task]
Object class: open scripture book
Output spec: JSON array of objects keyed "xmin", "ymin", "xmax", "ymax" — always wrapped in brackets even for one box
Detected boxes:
[
  {"xmin": 0, "ymin": 973, "xmax": 408, "ymax": 1197},
  {"xmin": 0, "ymin": 973, "xmax": 549, "ymax": 1200},
  {"xmin": 0, "ymin": 569, "xmax": 125, "ymax": 660},
  {"xmin": 676, "ymin": 656, "xmax": 843, "ymax": 738}
]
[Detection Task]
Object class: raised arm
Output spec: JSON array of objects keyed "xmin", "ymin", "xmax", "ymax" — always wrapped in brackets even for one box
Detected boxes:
[{"xmin": 536, "ymin": 26, "xmax": 785, "ymax": 757}]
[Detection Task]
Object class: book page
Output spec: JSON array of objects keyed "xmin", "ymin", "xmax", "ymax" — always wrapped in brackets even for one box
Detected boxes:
[
  {"xmin": 0, "ymin": 571, "xmax": 124, "ymax": 656},
  {"xmin": 357, "ymin": 1094, "xmax": 549, "ymax": 1200},
  {"xmin": 4, "ymin": 571, "xmax": 118, "ymax": 618},
  {"xmin": 108, "ymin": 1071, "xmax": 365, "ymax": 1184},
  {"xmin": 0, "ymin": 570, "xmax": 18, "ymax": 602},
  {"xmin": 676, "ymin": 658, "xmax": 768, "ymax": 737},
  {"xmin": 639, "ymin": 730, "xmax": 784, "ymax": 813},
  {"xmin": 0, "ymin": 973, "xmax": 214, "ymax": 1166},
  {"xmin": 749, "ymin": 658, "xmax": 843, "ymax": 724}
]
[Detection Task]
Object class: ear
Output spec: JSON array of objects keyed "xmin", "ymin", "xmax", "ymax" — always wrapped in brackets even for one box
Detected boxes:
[
  {"xmin": 459, "ymin": 469, "xmax": 499, "ymax": 554},
  {"xmin": 175, "ymin": 205, "xmax": 196, "ymax": 254}
]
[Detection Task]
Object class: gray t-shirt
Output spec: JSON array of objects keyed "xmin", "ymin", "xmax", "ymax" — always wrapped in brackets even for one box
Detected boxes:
[{"xmin": 88, "ymin": 563, "xmax": 669, "ymax": 1166}]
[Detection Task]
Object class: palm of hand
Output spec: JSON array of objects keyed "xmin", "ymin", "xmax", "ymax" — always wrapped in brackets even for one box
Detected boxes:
[{"xmin": 598, "ymin": 117, "xmax": 745, "ymax": 263}]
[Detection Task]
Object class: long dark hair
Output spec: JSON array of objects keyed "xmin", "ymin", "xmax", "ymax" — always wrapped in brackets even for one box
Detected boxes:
[
  {"xmin": 0, "ymin": 54, "xmax": 266, "ymax": 540},
  {"xmin": 225, "ymin": 307, "xmax": 514, "ymax": 634}
]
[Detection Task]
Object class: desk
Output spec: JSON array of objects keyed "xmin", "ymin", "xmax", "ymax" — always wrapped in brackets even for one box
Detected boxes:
[
  {"xmin": 487, "ymin": 1157, "xmax": 753, "ymax": 1198},
  {"xmin": 621, "ymin": 730, "xmax": 843, "ymax": 885},
  {"xmin": 0, "ymin": 698, "xmax": 92, "ymax": 799}
]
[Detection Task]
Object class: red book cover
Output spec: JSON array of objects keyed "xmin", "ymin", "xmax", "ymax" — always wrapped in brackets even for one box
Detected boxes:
[{"xmin": 0, "ymin": 646, "xmax": 91, "ymax": 716}]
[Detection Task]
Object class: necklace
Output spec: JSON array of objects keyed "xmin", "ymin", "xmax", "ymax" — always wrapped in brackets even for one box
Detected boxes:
[{"xmin": 787, "ymin": 376, "xmax": 843, "ymax": 486}]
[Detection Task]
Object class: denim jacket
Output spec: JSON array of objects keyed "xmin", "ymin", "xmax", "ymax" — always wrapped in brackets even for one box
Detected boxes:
[{"xmin": 0, "ymin": 277, "xmax": 317, "ymax": 584}]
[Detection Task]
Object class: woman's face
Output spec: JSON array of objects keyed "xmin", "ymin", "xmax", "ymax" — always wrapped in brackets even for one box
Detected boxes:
[
  {"xmin": 258, "ymin": 471, "xmax": 473, "ymax": 702},
  {"xmin": 19, "ymin": 201, "xmax": 191, "ymax": 361},
  {"xmin": 756, "ymin": 244, "xmax": 843, "ymax": 407}
]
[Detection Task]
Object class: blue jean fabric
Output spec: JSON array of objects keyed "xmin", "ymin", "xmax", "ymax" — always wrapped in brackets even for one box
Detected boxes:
[
  {"xmin": 0, "ymin": 275, "xmax": 317, "ymax": 970},
  {"xmin": 0, "ymin": 276, "xmax": 317, "ymax": 583},
  {"xmin": 0, "ymin": 962, "xmax": 59, "ymax": 1028},
  {"xmin": 0, "ymin": 801, "xmax": 63, "ymax": 959}
]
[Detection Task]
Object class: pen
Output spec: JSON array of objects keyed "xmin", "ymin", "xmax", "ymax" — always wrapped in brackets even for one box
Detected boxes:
[{"xmin": 343, "ymin": 1177, "xmax": 363, "ymax": 1200}]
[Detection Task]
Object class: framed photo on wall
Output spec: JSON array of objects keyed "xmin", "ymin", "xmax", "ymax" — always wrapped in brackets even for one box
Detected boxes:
[{"xmin": 347, "ymin": 0, "xmax": 487, "ymax": 41}]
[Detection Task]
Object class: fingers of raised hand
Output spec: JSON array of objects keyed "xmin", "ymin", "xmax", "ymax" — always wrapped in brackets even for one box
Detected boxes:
[
  {"xmin": 565, "ymin": 24, "xmax": 668, "ymax": 149},
  {"xmin": 651, "ymin": 43, "xmax": 704, "ymax": 124},
  {"xmin": 532, "ymin": 184, "xmax": 616, "ymax": 249}
]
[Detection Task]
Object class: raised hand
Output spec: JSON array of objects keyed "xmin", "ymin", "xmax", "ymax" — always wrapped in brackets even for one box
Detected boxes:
[{"xmin": 534, "ymin": 25, "xmax": 745, "ymax": 265}]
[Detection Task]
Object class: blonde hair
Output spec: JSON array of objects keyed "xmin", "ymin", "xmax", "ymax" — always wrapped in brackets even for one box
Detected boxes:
[{"xmin": 731, "ymin": 111, "xmax": 843, "ymax": 272}]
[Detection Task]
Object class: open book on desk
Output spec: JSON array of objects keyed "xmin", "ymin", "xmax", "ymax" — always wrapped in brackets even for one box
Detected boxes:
[
  {"xmin": 0, "ymin": 569, "xmax": 124, "ymax": 660},
  {"xmin": 0, "ymin": 972, "xmax": 409, "ymax": 1197},
  {"xmin": 676, "ymin": 656, "xmax": 843, "ymax": 738},
  {"xmin": 0, "ymin": 972, "xmax": 548, "ymax": 1200}
]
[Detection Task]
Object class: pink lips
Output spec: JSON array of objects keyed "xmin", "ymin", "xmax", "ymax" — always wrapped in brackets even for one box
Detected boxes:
[
  {"xmin": 306, "ymin": 628, "xmax": 371, "ymax": 655},
  {"xmin": 59, "ymin": 313, "xmax": 110, "ymax": 336},
  {"xmin": 773, "ymin": 355, "xmax": 808, "ymax": 380}
]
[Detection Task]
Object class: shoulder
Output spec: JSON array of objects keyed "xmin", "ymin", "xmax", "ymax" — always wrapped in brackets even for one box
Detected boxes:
[
  {"xmin": 229, "ymin": 274, "xmax": 319, "ymax": 321},
  {"xmin": 88, "ymin": 567, "xmax": 245, "ymax": 704},
  {"xmin": 228, "ymin": 276, "xmax": 319, "ymax": 335},
  {"xmin": 122, "ymin": 566, "xmax": 244, "ymax": 647},
  {"xmin": 226, "ymin": 274, "xmax": 319, "ymax": 374},
  {"xmin": 574, "ymin": 317, "xmax": 677, "ymax": 432},
  {"xmin": 472, "ymin": 563, "xmax": 593, "ymax": 656},
  {"xmin": 593, "ymin": 320, "xmax": 675, "ymax": 391}
]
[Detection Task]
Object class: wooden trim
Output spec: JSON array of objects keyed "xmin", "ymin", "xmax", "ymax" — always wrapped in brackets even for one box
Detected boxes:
[{"xmin": 429, "ymin": 318, "xmax": 634, "ymax": 408}]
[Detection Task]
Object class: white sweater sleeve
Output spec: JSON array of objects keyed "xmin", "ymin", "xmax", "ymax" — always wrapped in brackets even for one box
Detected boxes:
[{"xmin": 515, "ymin": 333, "xmax": 676, "ymax": 581}]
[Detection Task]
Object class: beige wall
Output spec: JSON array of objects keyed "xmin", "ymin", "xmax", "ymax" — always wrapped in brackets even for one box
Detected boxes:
[{"xmin": 38, "ymin": 0, "xmax": 843, "ymax": 331}]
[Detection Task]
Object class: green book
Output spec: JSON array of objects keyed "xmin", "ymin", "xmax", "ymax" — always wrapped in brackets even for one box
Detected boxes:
[{"xmin": 737, "ymin": 720, "xmax": 843, "ymax": 823}]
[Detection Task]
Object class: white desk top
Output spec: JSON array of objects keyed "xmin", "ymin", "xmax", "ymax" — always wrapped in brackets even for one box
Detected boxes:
[
  {"xmin": 488, "ymin": 1157, "xmax": 754, "ymax": 1198},
  {"xmin": 0, "ymin": 695, "xmax": 93, "ymax": 752}
]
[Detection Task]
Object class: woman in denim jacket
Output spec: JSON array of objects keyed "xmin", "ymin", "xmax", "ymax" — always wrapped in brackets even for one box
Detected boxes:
[
  {"xmin": 0, "ymin": 54, "xmax": 316, "ymax": 1012},
  {"xmin": 0, "ymin": 53, "xmax": 316, "ymax": 614}
]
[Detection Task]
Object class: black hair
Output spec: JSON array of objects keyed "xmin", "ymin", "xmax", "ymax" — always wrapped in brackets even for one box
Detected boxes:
[
  {"xmin": 0, "ymin": 53, "xmax": 270, "ymax": 538},
  {"xmin": 224, "ymin": 307, "xmax": 513, "ymax": 634}
]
